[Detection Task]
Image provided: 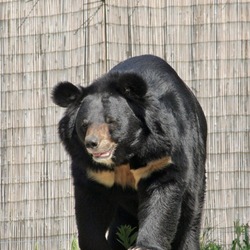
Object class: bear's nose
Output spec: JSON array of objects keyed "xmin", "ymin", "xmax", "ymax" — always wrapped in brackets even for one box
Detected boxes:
[{"xmin": 85, "ymin": 135, "xmax": 99, "ymax": 149}]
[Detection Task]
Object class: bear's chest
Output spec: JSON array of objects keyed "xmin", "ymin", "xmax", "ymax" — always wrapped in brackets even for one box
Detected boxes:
[{"xmin": 87, "ymin": 156, "xmax": 172, "ymax": 190}]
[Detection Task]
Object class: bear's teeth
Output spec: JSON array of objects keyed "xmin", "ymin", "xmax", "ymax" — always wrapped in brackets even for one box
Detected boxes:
[
  {"xmin": 93, "ymin": 150, "xmax": 111, "ymax": 158},
  {"xmin": 99, "ymin": 151, "xmax": 110, "ymax": 157}
]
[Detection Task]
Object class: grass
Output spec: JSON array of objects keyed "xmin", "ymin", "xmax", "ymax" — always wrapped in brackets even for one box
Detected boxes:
[
  {"xmin": 116, "ymin": 225, "xmax": 138, "ymax": 249},
  {"xmin": 231, "ymin": 220, "xmax": 249, "ymax": 250},
  {"xmin": 116, "ymin": 220, "xmax": 250, "ymax": 250},
  {"xmin": 33, "ymin": 220, "xmax": 249, "ymax": 249},
  {"xmin": 200, "ymin": 220, "xmax": 249, "ymax": 250},
  {"xmin": 71, "ymin": 234, "xmax": 80, "ymax": 250},
  {"xmin": 200, "ymin": 218, "xmax": 223, "ymax": 250}
]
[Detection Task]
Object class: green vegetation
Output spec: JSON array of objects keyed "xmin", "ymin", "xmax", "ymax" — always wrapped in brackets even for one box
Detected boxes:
[
  {"xmin": 71, "ymin": 234, "xmax": 80, "ymax": 250},
  {"xmin": 200, "ymin": 220, "xmax": 249, "ymax": 250},
  {"xmin": 200, "ymin": 218, "xmax": 223, "ymax": 250},
  {"xmin": 200, "ymin": 227, "xmax": 223, "ymax": 250},
  {"xmin": 231, "ymin": 221, "xmax": 249, "ymax": 250},
  {"xmin": 116, "ymin": 225, "xmax": 138, "ymax": 249},
  {"xmin": 34, "ymin": 242, "xmax": 39, "ymax": 250},
  {"xmin": 33, "ymin": 220, "xmax": 250, "ymax": 250},
  {"xmin": 116, "ymin": 221, "xmax": 249, "ymax": 250}
]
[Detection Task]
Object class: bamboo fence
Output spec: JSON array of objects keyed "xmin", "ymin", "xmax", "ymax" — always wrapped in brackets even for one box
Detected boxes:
[{"xmin": 0, "ymin": 0, "xmax": 249, "ymax": 249}]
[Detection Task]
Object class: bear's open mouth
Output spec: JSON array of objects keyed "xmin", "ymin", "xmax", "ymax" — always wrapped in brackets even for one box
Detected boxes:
[
  {"xmin": 92, "ymin": 150, "xmax": 112, "ymax": 159},
  {"xmin": 90, "ymin": 146, "xmax": 116, "ymax": 160}
]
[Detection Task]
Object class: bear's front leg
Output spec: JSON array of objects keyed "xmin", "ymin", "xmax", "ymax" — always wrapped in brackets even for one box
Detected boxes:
[
  {"xmin": 133, "ymin": 169, "xmax": 185, "ymax": 250},
  {"xmin": 74, "ymin": 185, "xmax": 115, "ymax": 250}
]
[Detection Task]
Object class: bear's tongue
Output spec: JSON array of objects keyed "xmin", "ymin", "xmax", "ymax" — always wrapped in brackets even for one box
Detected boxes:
[{"xmin": 92, "ymin": 150, "xmax": 111, "ymax": 158}]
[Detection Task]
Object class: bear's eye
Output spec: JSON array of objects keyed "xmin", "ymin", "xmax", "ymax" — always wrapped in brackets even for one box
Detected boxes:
[
  {"xmin": 124, "ymin": 87, "xmax": 130, "ymax": 94},
  {"xmin": 81, "ymin": 119, "xmax": 89, "ymax": 128},
  {"xmin": 105, "ymin": 116, "xmax": 115, "ymax": 125}
]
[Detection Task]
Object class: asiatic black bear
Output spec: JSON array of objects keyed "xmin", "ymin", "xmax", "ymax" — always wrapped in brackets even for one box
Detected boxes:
[{"xmin": 52, "ymin": 55, "xmax": 207, "ymax": 250}]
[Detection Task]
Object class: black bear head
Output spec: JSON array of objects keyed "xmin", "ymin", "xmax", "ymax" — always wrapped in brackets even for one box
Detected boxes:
[{"xmin": 52, "ymin": 73, "xmax": 149, "ymax": 166}]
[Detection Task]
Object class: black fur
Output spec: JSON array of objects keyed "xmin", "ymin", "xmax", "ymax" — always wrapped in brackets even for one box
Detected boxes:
[
  {"xmin": 52, "ymin": 55, "xmax": 207, "ymax": 250},
  {"xmin": 52, "ymin": 81, "xmax": 83, "ymax": 107}
]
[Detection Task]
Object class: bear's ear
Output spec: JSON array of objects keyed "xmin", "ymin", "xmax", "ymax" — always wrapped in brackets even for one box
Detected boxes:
[
  {"xmin": 52, "ymin": 81, "xmax": 83, "ymax": 107},
  {"xmin": 115, "ymin": 73, "xmax": 148, "ymax": 99}
]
